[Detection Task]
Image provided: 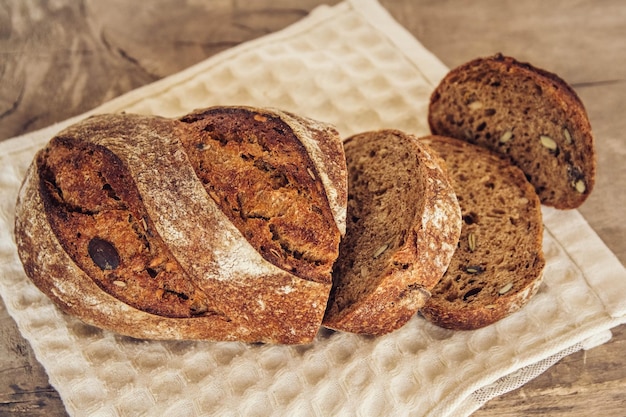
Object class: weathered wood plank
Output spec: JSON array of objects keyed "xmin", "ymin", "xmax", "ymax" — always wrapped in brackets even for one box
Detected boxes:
[
  {"xmin": 0, "ymin": 0, "xmax": 337, "ymax": 140},
  {"xmin": 0, "ymin": 302, "xmax": 66, "ymax": 416}
]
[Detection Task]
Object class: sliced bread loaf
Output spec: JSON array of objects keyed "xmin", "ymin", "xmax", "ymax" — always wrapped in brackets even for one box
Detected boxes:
[
  {"xmin": 15, "ymin": 108, "xmax": 347, "ymax": 344},
  {"xmin": 428, "ymin": 53, "xmax": 596, "ymax": 209},
  {"xmin": 419, "ymin": 135, "xmax": 545, "ymax": 330},
  {"xmin": 322, "ymin": 130, "xmax": 461, "ymax": 335}
]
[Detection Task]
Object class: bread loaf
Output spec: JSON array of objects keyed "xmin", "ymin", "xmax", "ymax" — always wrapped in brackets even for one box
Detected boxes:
[
  {"xmin": 419, "ymin": 135, "xmax": 545, "ymax": 330},
  {"xmin": 322, "ymin": 130, "xmax": 461, "ymax": 335},
  {"xmin": 428, "ymin": 53, "xmax": 596, "ymax": 209},
  {"xmin": 14, "ymin": 106, "xmax": 347, "ymax": 344}
]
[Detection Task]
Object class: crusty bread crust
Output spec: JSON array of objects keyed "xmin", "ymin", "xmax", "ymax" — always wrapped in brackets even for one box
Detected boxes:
[
  {"xmin": 419, "ymin": 135, "xmax": 545, "ymax": 330},
  {"xmin": 14, "ymin": 109, "xmax": 346, "ymax": 344},
  {"xmin": 428, "ymin": 53, "xmax": 596, "ymax": 209},
  {"xmin": 180, "ymin": 106, "xmax": 348, "ymax": 237},
  {"xmin": 323, "ymin": 130, "xmax": 461, "ymax": 335}
]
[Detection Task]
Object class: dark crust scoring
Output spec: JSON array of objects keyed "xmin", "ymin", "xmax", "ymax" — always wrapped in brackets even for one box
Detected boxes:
[
  {"xmin": 179, "ymin": 107, "xmax": 340, "ymax": 284},
  {"xmin": 35, "ymin": 136, "xmax": 210, "ymax": 318}
]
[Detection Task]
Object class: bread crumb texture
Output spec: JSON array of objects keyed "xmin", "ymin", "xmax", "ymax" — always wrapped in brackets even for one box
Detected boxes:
[
  {"xmin": 428, "ymin": 53, "xmax": 596, "ymax": 209},
  {"xmin": 419, "ymin": 135, "xmax": 545, "ymax": 330},
  {"xmin": 323, "ymin": 130, "xmax": 461, "ymax": 335}
]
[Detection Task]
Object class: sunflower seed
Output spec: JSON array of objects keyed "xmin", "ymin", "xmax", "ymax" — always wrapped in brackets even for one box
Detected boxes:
[
  {"xmin": 468, "ymin": 233, "xmax": 477, "ymax": 252},
  {"xmin": 465, "ymin": 265, "xmax": 485, "ymax": 274},
  {"xmin": 468, "ymin": 101, "xmax": 484, "ymax": 110},
  {"xmin": 540, "ymin": 135, "xmax": 558, "ymax": 151},
  {"xmin": 574, "ymin": 179, "xmax": 586, "ymax": 193},
  {"xmin": 498, "ymin": 282, "xmax": 513, "ymax": 295},
  {"xmin": 373, "ymin": 243, "xmax": 389, "ymax": 259},
  {"xmin": 563, "ymin": 128, "xmax": 572, "ymax": 144},
  {"xmin": 499, "ymin": 130, "xmax": 513, "ymax": 144}
]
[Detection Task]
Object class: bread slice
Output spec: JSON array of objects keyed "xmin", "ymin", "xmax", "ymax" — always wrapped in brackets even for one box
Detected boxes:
[
  {"xmin": 419, "ymin": 135, "xmax": 545, "ymax": 330},
  {"xmin": 322, "ymin": 130, "xmax": 461, "ymax": 335},
  {"xmin": 428, "ymin": 53, "xmax": 596, "ymax": 209},
  {"xmin": 14, "ymin": 108, "xmax": 347, "ymax": 344}
]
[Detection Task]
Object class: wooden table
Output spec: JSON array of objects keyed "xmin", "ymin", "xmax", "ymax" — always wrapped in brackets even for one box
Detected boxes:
[{"xmin": 1, "ymin": 1, "xmax": 624, "ymax": 415}]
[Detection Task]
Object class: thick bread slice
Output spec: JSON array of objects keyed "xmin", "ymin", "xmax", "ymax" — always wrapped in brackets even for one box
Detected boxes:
[
  {"xmin": 14, "ymin": 109, "xmax": 347, "ymax": 344},
  {"xmin": 428, "ymin": 53, "xmax": 596, "ymax": 209},
  {"xmin": 419, "ymin": 135, "xmax": 545, "ymax": 330},
  {"xmin": 323, "ymin": 130, "xmax": 461, "ymax": 335}
]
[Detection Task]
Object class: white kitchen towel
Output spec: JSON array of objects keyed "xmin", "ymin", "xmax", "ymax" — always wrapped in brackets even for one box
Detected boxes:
[{"xmin": 1, "ymin": 1, "xmax": 625, "ymax": 416}]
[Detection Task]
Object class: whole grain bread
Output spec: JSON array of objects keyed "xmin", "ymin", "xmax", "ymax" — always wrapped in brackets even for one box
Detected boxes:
[
  {"xmin": 322, "ymin": 130, "xmax": 461, "ymax": 335},
  {"xmin": 14, "ymin": 107, "xmax": 347, "ymax": 344},
  {"xmin": 428, "ymin": 53, "xmax": 596, "ymax": 209},
  {"xmin": 419, "ymin": 135, "xmax": 545, "ymax": 330}
]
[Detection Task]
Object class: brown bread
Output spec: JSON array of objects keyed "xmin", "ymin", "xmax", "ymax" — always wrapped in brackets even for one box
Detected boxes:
[
  {"xmin": 14, "ymin": 107, "xmax": 347, "ymax": 344},
  {"xmin": 322, "ymin": 130, "xmax": 461, "ymax": 335},
  {"xmin": 428, "ymin": 53, "xmax": 596, "ymax": 209},
  {"xmin": 419, "ymin": 135, "xmax": 545, "ymax": 330}
]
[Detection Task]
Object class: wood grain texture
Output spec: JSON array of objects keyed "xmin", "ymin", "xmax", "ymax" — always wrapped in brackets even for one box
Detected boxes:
[
  {"xmin": 1, "ymin": 0, "xmax": 624, "ymax": 416},
  {"xmin": 0, "ymin": 0, "xmax": 329, "ymax": 140}
]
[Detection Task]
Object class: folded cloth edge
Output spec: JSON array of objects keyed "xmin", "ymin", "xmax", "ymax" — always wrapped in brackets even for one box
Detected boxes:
[
  {"xmin": 457, "ymin": 341, "xmax": 584, "ymax": 417},
  {"xmin": 431, "ymin": 315, "xmax": 624, "ymax": 417}
]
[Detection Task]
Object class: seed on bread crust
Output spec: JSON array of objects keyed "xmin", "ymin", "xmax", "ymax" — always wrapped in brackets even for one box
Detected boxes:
[
  {"xmin": 574, "ymin": 179, "xmax": 586, "ymax": 193},
  {"xmin": 88, "ymin": 238, "xmax": 120, "ymax": 271},
  {"xmin": 373, "ymin": 243, "xmax": 389, "ymax": 259}
]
